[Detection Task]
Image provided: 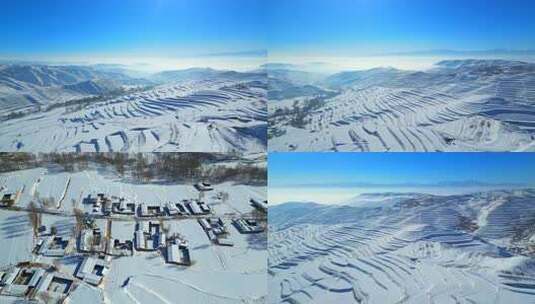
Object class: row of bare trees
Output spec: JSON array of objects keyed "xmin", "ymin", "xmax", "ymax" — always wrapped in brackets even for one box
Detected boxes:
[
  {"xmin": 27, "ymin": 201, "xmax": 42, "ymax": 237},
  {"xmin": 0, "ymin": 152, "xmax": 266, "ymax": 185}
]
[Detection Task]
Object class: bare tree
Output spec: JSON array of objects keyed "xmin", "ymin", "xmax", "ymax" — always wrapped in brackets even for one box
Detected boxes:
[
  {"xmin": 73, "ymin": 207, "xmax": 85, "ymax": 234},
  {"xmin": 28, "ymin": 201, "xmax": 42, "ymax": 237},
  {"xmin": 52, "ymin": 259, "xmax": 62, "ymax": 272},
  {"xmin": 220, "ymin": 192, "xmax": 229, "ymax": 204},
  {"xmin": 251, "ymin": 208, "xmax": 267, "ymax": 230},
  {"xmin": 161, "ymin": 223, "xmax": 170, "ymax": 235}
]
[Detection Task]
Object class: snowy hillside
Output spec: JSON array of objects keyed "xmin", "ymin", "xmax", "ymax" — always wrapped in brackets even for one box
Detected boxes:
[
  {"xmin": 0, "ymin": 64, "xmax": 149, "ymax": 115},
  {"xmin": 0, "ymin": 65, "xmax": 267, "ymax": 152},
  {"xmin": 269, "ymin": 190, "xmax": 535, "ymax": 303},
  {"xmin": 269, "ymin": 59, "xmax": 535, "ymax": 151}
]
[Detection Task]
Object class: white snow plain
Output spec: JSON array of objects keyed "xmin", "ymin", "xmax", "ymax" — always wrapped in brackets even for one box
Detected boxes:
[{"xmin": 0, "ymin": 163, "xmax": 267, "ymax": 304}]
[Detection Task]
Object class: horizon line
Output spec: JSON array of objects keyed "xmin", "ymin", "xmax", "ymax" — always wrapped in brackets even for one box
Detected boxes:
[
  {"xmin": 268, "ymin": 48, "xmax": 535, "ymax": 59},
  {"xmin": 271, "ymin": 181, "xmax": 530, "ymax": 188}
]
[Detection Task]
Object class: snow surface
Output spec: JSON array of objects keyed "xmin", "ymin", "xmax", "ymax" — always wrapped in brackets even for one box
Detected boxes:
[
  {"xmin": 0, "ymin": 75, "xmax": 266, "ymax": 153},
  {"xmin": 269, "ymin": 59, "xmax": 535, "ymax": 151},
  {"xmin": 0, "ymin": 165, "xmax": 266, "ymax": 303},
  {"xmin": 269, "ymin": 190, "xmax": 535, "ymax": 303}
]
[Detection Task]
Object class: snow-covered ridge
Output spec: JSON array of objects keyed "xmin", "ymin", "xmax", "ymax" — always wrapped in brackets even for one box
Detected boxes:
[
  {"xmin": 269, "ymin": 189, "xmax": 535, "ymax": 303},
  {"xmin": 0, "ymin": 64, "xmax": 149, "ymax": 115},
  {"xmin": 269, "ymin": 59, "xmax": 535, "ymax": 151}
]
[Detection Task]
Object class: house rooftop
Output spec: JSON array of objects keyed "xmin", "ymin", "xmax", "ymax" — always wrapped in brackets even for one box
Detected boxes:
[{"xmin": 75, "ymin": 256, "xmax": 109, "ymax": 286}]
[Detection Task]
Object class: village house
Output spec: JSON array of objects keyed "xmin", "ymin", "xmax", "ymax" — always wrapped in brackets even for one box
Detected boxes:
[
  {"xmin": 83, "ymin": 193, "xmax": 115, "ymax": 214},
  {"xmin": 75, "ymin": 256, "xmax": 111, "ymax": 286},
  {"xmin": 250, "ymin": 198, "xmax": 267, "ymax": 212},
  {"xmin": 185, "ymin": 199, "xmax": 211, "ymax": 215},
  {"xmin": 233, "ymin": 218, "xmax": 265, "ymax": 234},
  {"xmin": 194, "ymin": 182, "xmax": 214, "ymax": 192},
  {"xmin": 83, "ymin": 193, "xmax": 97, "ymax": 205},
  {"xmin": 166, "ymin": 240, "xmax": 191, "ymax": 266},
  {"xmin": 165, "ymin": 202, "xmax": 181, "ymax": 216},
  {"xmin": 0, "ymin": 264, "xmax": 74, "ymax": 303},
  {"xmin": 0, "ymin": 193, "xmax": 15, "ymax": 207},
  {"xmin": 106, "ymin": 239, "xmax": 133, "ymax": 256},
  {"xmin": 111, "ymin": 197, "xmax": 136, "ymax": 215},
  {"xmin": 36, "ymin": 235, "xmax": 73, "ymax": 257},
  {"xmin": 0, "ymin": 266, "xmax": 45, "ymax": 297},
  {"xmin": 35, "ymin": 272, "xmax": 74, "ymax": 301},
  {"xmin": 138, "ymin": 203, "xmax": 164, "ymax": 217},
  {"xmin": 215, "ymin": 236, "xmax": 234, "ymax": 247},
  {"xmin": 79, "ymin": 228, "xmax": 105, "ymax": 253},
  {"xmin": 134, "ymin": 221, "xmax": 166, "ymax": 251},
  {"xmin": 96, "ymin": 193, "xmax": 106, "ymax": 204},
  {"xmin": 176, "ymin": 201, "xmax": 188, "ymax": 214},
  {"xmin": 83, "ymin": 193, "xmax": 103, "ymax": 214},
  {"xmin": 198, "ymin": 218, "xmax": 233, "ymax": 246},
  {"xmin": 103, "ymin": 200, "xmax": 112, "ymax": 216}
]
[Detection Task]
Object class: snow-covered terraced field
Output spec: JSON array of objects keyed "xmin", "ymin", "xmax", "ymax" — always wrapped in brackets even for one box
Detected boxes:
[
  {"xmin": 269, "ymin": 59, "xmax": 535, "ymax": 151},
  {"xmin": 0, "ymin": 79, "xmax": 266, "ymax": 152},
  {"xmin": 268, "ymin": 190, "xmax": 535, "ymax": 303}
]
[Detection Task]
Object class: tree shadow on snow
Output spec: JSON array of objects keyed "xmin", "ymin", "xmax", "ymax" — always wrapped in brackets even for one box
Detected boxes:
[
  {"xmin": 59, "ymin": 255, "xmax": 84, "ymax": 266},
  {"xmin": 51, "ymin": 219, "xmax": 75, "ymax": 237},
  {"xmin": 0, "ymin": 215, "xmax": 31, "ymax": 239}
]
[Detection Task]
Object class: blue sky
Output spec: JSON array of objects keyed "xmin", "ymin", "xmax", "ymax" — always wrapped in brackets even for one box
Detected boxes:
[
  {"xmin": 0, "ymin": 0, "xmax": 265, "ymax": 63},
  {"xmin": 267, "ymin": 0, "xmax": 535, "ymax": 56},
  {"xmin": 2, "ymin": 1, "xmax": 534, "ymax": 69},
  {"xmin": 269, "ymin": 153, "xmax": 535, "ymax": 187},
  {"xmin": 269, "ymin": 153, "xmax": 535, "ymax": 204}
]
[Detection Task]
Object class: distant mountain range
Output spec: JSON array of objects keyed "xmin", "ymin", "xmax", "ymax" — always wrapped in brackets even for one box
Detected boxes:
[
  {"xmin": 151, "ymin": 67, "xmax": 265, "ymax": 83},
  {"xmin": 273, "ymin": 180, "xmax": 527, "ymax": 188},
  {"xmin": 271, "ymin": 190, "xmax": 535, "ymax": 243},
  {"xmin": 380, "ymin": 48, "xmax": 535, "ymax": 56}
]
